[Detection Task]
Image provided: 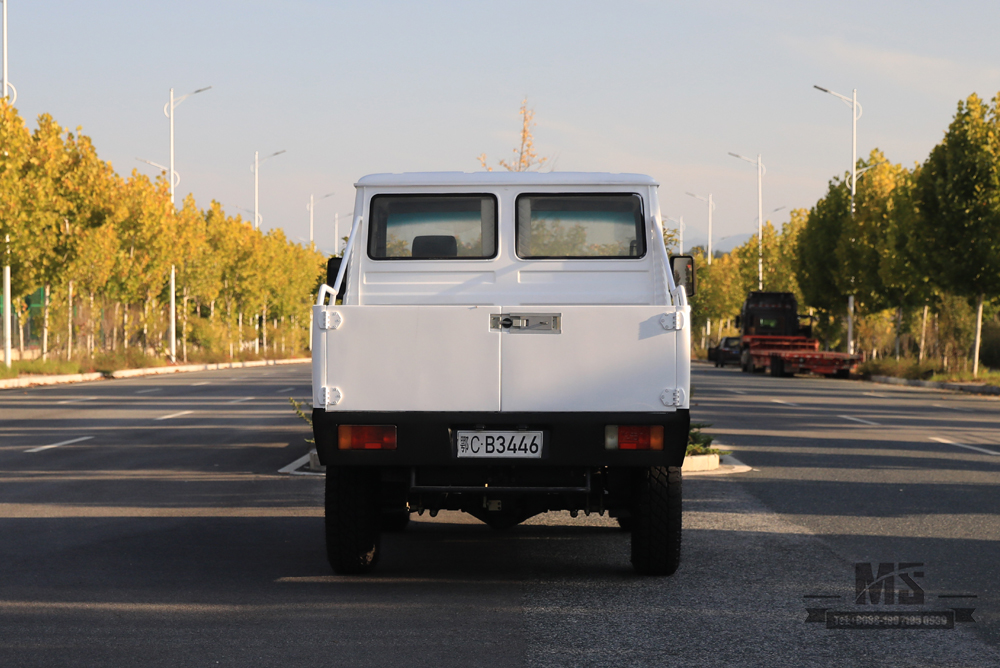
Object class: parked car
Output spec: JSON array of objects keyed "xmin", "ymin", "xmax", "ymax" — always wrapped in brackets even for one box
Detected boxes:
[{"xmin": 709, "ymin": 336, "xmax": 741, "ymax": 367}]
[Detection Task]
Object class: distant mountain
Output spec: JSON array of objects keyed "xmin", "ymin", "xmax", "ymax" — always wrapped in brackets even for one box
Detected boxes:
[{"xmin": 681, "ymin": 233, "xmax": 753, "ymax": 255}]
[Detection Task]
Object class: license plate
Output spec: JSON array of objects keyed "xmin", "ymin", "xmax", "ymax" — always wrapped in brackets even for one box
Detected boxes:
[{"xmin": 455, "ymin": 431, "xmax": 544, "ymax": 458}]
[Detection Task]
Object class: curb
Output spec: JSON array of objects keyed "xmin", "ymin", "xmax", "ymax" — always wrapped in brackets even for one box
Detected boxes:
[
  {"xmin": 683, "ymin": 454, "xmax": 752, "ymax": 477},
  {"xmin": 0, "ymin": 358, "xmax": 311, "ymax": 390},
  {"xmin": 869, "ymin": 374, "xmax": 1000, "ymax": 397}
]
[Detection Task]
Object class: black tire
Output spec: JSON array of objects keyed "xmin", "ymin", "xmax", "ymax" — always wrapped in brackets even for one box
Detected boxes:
[
  {"xmin": 835, "ymin": 369, "xmax": 850, "ymax": 379},
  {"xmin": 325, "ymin": 467, "xmax": 381, "ymax": 574},
  {"xmin": 381, "ymin": 508, "xmax": 411, "ymax": 532},
  {"xmin": 631, "ymin": 466, "xmax": 682, "ymax": 575},
  {"xmin": 616, "ymin": 516, "xmax": 633, "ymax": 531},
  {"xmin": 770, "ymin": 357, "xmax": 784, "ymax": 377}
]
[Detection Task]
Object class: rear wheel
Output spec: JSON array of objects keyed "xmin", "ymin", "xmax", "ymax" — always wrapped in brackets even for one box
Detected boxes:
[
  {"xmin": 631, "ymin": 466, "xmax": 682, "ymax": 575},
  {"xmin": 381, "ymin": 508, "xmax": 411, "ymax": 532},
  {"xmin": 325, "ymin": 467, "xmax": 381, "ymax": 574},
  {"xmin": 770, "ymin": 357, "xmax": 785, "ymax": 377}
]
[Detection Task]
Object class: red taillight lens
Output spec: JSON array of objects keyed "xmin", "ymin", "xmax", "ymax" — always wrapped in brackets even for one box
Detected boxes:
[
  {"xmin": 608, "ymin": 425, "xmax": 664, "ymax": 451},
  {"xmin": 338, "ymin": 425, "xmax": 397, "ymax": 450}
]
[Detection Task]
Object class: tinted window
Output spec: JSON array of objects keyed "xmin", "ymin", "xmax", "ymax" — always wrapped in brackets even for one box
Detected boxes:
[
  {"xmin": 515, "ymin": 193, "xmax": 645, "ymax": 259},
  {"xmin": 368, "ymin": 195, "xmax": 497, "ymax": 260}
]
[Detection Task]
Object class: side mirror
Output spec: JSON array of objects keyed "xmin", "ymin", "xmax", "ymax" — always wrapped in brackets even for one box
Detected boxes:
[
  {"xmin": 326, "ymin": 257, "xmax": 342, "ymax": 287},
  {"xmin": 669, "ymin": 255, "xmax": 696, "ymax": 297},
  {"xmin": 326, "ymin": 256, "xmax": 347, "ymax": 302}
]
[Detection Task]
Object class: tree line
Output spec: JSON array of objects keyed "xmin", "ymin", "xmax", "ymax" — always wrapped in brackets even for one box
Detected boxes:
[
  {"xmin": 0, "ymin": 100, "xmax": 325, "ymax": 366},
  {"xmin": 688, "ymin": 92, "xmax": 1000, "ymax": 376}
]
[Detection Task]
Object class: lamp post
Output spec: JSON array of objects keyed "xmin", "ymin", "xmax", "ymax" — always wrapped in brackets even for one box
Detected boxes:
[
  {"xmin": 136, "ymin": 158, "xmax": 179, "ymax": 188},
  {"xmin": 252, "ymin": 150, "xmax": 286, "ymax": 231},
  {"xmin": 2, "ymin": 0, "xmax": 14, "ymax": 369},
  {"xmin": 814, "ymin": 85, "xmax": 863, "ymax": 354},
  {"xmin": 163, "ymin": 85, "xmax": 211, "ymax": 364},
  {"xmin": 728, "ymin": 152, "xmax": 765, "ymax": 290},
  {"xmin": 665, "ymin": 216, "xmax": 683, "ymax": 254},
  {"xmin": 685, "ymin": 192, "xmax": 714, "ymax": 265},
  {"xmin": 307, "ymin": 192, "xmax": 335, "ymax": 244}
]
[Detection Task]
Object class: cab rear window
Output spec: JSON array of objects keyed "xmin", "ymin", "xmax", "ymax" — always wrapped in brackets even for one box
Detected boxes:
[
  {"xmin": 368, "ymin": 194, "xmax": 498, "ymax": 260},
  {"xmin": 515, "ymin": 193, "xmax": 645, "ymax": 259}
]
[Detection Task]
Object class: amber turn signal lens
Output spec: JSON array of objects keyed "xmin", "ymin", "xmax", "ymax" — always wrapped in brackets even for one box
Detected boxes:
[{"xmin": 338, "ymin": 425, "xmax": 397, "ymax": 450}]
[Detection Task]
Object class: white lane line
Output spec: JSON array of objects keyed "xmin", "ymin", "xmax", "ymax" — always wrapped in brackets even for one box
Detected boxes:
[
  {"xmin": 227, "ymin": 397, "xmax": 255, "ymax": 404},
  {"xmin": 771, "ymin": 399, "xmax": 801, "ymax": 407},
  {"xmin": 25, "ymin": 436, "xmax": 94, "ymax": 453},
  {"xmin": 155, "ymin": 410, "xmax": 193, "ymax": 421},
  {"xmin": 57, "ymin": 397, "xmax": 96, "ymax": 405},
  {"xmin": 191, "ymin": 381, "xmax": 211, "ymax": 386},
  {"xmin": 275, "ymin": 387, "xmax": 295, "ymax": 393},
  {"xmin": 724, "ymin": 389, "xmax": 746, "ymax": 394},
  {"xmin": 839, "ymin": 415, "xmax": 881, "ymax": 426},
  {"xmin": 930, "ymin": 437, "xmax": 1000, "ymax": 456},
  {"xmin": 864, "ymin": 391, "xmax": 887, "ymax": 398},
  {"xmin": 278, "ymin": 454, "xmax": 312, "ymax": 474},
  {"xmin": 932, "ymin": 403, "xmax": 973, "ymax": 412},
  {"xmin": 135, "ymin": 388, "xmax": 162, "ymax": 395}
]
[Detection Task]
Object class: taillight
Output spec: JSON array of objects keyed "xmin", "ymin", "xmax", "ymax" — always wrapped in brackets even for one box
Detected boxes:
[
  {"xmin": 604, "ymin": 425, "xmax": 663, "ymax": 451},
  {"xmin": 338, "ymin": 425, "xmax": 397, "ymax": 450}
]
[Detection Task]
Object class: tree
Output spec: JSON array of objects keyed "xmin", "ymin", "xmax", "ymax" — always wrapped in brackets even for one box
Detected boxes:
[
  {"xmin": 913, "ymin": 93, "xmax": 1000, "ymax": 376},
  {"xmin": 478, "ymin": 98, "xmax": 551, "ymax": 172}
]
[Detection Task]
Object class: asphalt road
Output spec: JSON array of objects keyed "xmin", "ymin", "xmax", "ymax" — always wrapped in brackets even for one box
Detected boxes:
[{"xmin": 1, "ymin": 363, "xmax": 998, "ymax": 667}]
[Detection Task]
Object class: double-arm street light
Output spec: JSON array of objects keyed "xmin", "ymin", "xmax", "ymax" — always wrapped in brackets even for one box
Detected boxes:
[
  {"xmin": 164, "ymin": 85, "xmax": 211, "ymax": 364},
  {"xmin": 685, "ymin": 192, "xmax": 715, "ymax": 265},
  {"xmin": 136, "ymin": 158, "xmax": 179, "ymax": 188},
  {"xmin": 729, "ymin": 152, "xmax": 765, "ymax": 290},
  {"xmin": 252, "ymin": 150, "xmax": 286, "ymax": 231},
  {"xmin": 307, "ymin": 192, "xmax": 335, "ymax": 244},
  {"xmin": 3, "ymin": 0, "xmax": 14, "ymax": 368},
  {"xmin": 665, "ymin": 216, "xmax": 684, "ymax": 255},
  {"xmin": 815, "ymin": 85, "xmax": 863, "ymax": 354}
]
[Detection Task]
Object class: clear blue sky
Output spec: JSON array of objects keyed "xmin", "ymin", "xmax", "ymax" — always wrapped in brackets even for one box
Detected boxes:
[{"xmin": 6, "ymin": 0, "xmax": 1000, "ymax": 254}]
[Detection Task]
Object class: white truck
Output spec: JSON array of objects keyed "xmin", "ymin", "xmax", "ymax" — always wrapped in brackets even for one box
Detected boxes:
[{"xmin": 312, "ymin": 172, "xmax": 694, "ymax": 575}]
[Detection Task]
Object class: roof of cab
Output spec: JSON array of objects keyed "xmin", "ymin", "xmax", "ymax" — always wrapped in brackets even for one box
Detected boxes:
[{"xmin": 355, "ymin": 172, "xmax": 658, "ymax": 187}]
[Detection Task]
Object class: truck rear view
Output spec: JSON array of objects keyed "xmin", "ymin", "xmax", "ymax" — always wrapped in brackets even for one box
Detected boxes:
[{"xmin": 312, "ymin": 172, "xmax": 692, "ymax": 575}]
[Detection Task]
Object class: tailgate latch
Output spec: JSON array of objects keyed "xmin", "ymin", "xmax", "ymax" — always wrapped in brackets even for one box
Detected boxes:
[{"xmin": 659, "ymin": 312, "xmax": 685, "ymax": 331}]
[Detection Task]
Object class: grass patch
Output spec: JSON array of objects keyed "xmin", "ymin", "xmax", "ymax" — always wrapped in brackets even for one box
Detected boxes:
[{"xmin": 686, "ymin": 422, "xmax": 729, "ymax": 456}]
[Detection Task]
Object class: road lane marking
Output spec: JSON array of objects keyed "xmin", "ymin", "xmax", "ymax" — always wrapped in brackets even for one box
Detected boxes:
[
  {"xmin": 863, "ymin": 392, "xmax": 887, "ymax": 398},
  {"xmin": 191, "ymin": 381, "xmax": 211, "ymax": 386},
  {"xmin": 724, "ymin": 389, "xmax": 746, "ymax": 394},
  {"xmin": 839, "ymin": 415, "xmax": 881, "ymax": 426},
  {"xmin": 56, "ymin": 397, "xmax": 96, "ymax": 405},
  {"xmin": 276, "ymin": 387, "xmax": 295, "ymax": 393},
  {"xmin": 155, "ymin": 410, "xmax": 192, "ymax": 421},
  {"xmin": 932, "ymin": 403, "xmax": 973, "ymax": 412},
  {"xmin": 929, "ymin": 437, "xmax": 1000, "ymax": 456},
  {"xmin": 771, "ymin": 399, "xmax": 801, "ymax": 407},
  {"xmin": 227, "ymin": 397, "xmax": 255, "ymax": 404},
  {"xmin": 135, "ymin": 388, "xmax": 162, "ymax": 394},
  {"xmin": 26, "ymin": 436, "xmax": 93, "ymax": 453},
  {"xmin": 278, "ymin": 454, "xmax": 312, "ymax": 474}
]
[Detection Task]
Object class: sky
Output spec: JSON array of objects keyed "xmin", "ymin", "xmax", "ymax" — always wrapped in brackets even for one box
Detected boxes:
[{"xmin": 5, "ymin": 0, "xmax": 1000, "ymax": 255}]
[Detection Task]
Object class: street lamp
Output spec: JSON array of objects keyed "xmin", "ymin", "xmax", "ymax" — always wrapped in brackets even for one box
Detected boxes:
[
  {"xmin": 665, "ymin": 216, "xmax": 684, "ymax": 254},
  {"xmin": 136, "ymin": 158, "xmax": 179, "ymax": 188},
  {"xmin": 814, "ymin": 85, "xmax": 863, "ymax": 354},
  {"xmin": 729, "ymin": 152, "xmax": 765, "ymax": 290},
  {"xmin": 252, "ymin": 150, "xmax": 286, "ymax": 231},
  {"xmin": 307, "ymin": 192, "xmax": 335, "ymax": 244},
  {"xmin": 163, "ymin": 85, "xmax": 211, "ymax": 364},
  {"xmin": 2, "ymin": 0, "xmax": 14, "ymax": 369},
  {"xmin": 685, "ymin": 192, "xmax": 715, "ymax": 265}
]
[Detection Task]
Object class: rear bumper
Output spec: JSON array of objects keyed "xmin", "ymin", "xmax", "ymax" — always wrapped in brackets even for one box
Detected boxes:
[{"xmin": 312, "ymin": 409, "xmax": 690, "ymax": 468}]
